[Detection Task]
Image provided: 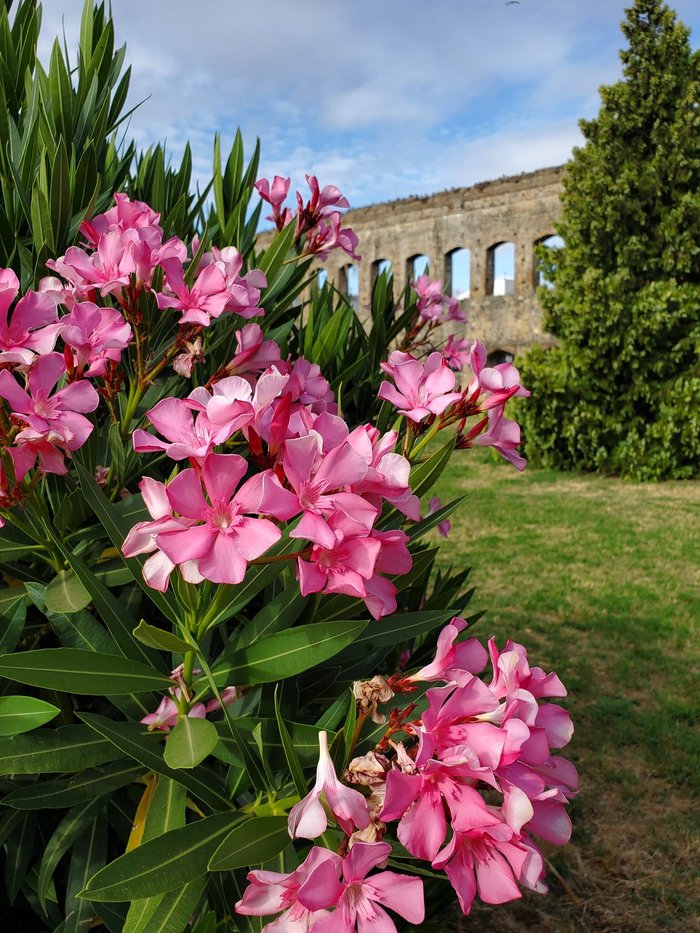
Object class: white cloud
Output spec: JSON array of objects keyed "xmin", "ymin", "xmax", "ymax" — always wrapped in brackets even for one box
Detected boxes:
[{"xmin": 35, "ymin": 0, "xmax": 700, "ymax": 206}]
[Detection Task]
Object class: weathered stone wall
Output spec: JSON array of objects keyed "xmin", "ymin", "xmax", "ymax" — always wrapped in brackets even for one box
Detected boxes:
[{"xmin": 259, "ymin": 165, "xmax": 565, "ymax": 357}]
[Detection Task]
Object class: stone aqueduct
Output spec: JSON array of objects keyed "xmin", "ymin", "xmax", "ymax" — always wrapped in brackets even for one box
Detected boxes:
[{"xmin": 311, "ymin": 164, "xmax": 565, "ymax": 359}]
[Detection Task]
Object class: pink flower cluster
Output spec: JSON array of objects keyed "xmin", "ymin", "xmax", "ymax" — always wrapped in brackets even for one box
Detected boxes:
[
  {"xmin": 141, "ymin": 663, "xmax": 237, "ymax": 731},
  {"xmin": 412, "ymin": 274, "xmax": 465, "ymax": 324},
  {"xmin": 379, "ymin": 344, "xmax": 530, "ymax": 470},
  {"xmin": 236, "ymin": 620, "xmax": 576, "ymax": 926},
  {"xmin": 123, "ymin": 353, "xmax": 418, "ymax": 619},
  {"xmin": 47, "ymin": 194, "xmax": 267, "ymax": 330},
  {"xmin": 255, "ymin": 174, "xmax": 360, "ymax": 261}
]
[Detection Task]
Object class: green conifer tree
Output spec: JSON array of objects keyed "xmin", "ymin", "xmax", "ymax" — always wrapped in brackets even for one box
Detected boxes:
[{"xmin": 519, "ymin": 0, "xmax": 700, "ymax": 479}]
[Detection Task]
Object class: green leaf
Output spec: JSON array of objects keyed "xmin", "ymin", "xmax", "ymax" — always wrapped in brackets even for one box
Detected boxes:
[
  {"xmin": 211, "ymin": 618, "xmax": 368, "ymax": 686},
  {"xmin": 0, "ymin": 695, "xmax": 59, "ymax": 735},
  {"xmin": 82, "ymin": 813, "xmax": 239, "ymax": 902},
  {"xmin": 274, "ymin": 686, "xmax": 307, "ymax": 796},
  {"xmin": 3, "ymin": 811, "xmax": 36, "ymax": 904},
  {"xmin": 163, "ymin": 716, "xmax": 218, "ymax": 770},
  {"xmin": 75, "ymin": 461, "xmax": 183, "ymax": 626},
  {"xmin": 123, "ymin": 778, "xmax": 188, "ymax": 933},
  {"xmin": 355, "ymin": 609, "xmax": 459, "ymax": 648},
  {"xmin": 408, "ymin": 496, "xmax": 467, "ymax": 539},
  {"xmin": 48, "ymin": 536, "xmax": 163, "ymax": 670},
  {"xmin": 208, "ymin": 816, "xmax": 289, "ymax": 871},
  {"xmin": 78, "ymin": 714, "xmax": 231, "ymax": 812},
  {"xmin": 3, "ymin": 761, "xmax": 143, "ymax": 810},
  {"xmin": 0, "ymin": 648, "xmax": 172, "ymax": 694},
  {"xmin": 45, "ymin": 570, "xmax": 92, "ymax": 613},
  {"xmin": 62, "ymin": 814, "xmax": 107, "ymax": 933},
  {"xmin": 0, "ymin": 524, "xmax": 43, "ymax": 560},
  {"xmin": 129, "ymin": 876, "xmax": 207, "ymax": 933},
  {"xmin": 38, "ymin": 800, "xmax": 104, "ymax": 910},
  {"xmin": 132, "ymin": 621, "xmax": 191, "ymax": 654},
  {"xmin": 0, "ymin": 725, "xmax": 123, "ymax": 774},
  {"xmin": 409, "ymin": 437, "xmax": 456, "ymax": 498},
  {"xmin": 233, "ymin": 586, "xmax": 305, "ymax": 650}
]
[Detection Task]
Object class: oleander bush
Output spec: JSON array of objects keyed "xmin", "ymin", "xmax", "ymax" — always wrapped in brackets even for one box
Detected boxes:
[{"xmin": 0, "ymin": 2, "xmax": 576, "ymax": 930}]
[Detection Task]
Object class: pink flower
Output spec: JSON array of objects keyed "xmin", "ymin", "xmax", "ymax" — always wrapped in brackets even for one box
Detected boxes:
[
  {"xmin": 467, "ymin": 341, "xmax": 529, "ymax": 409},
  {"xmin": 419, "ymin": 681, "xmax": 506, "ymax": 759},
  {"xmin": 60, "ymin": 301, "xmax": 132, "ymax": 376},
  {"xmin": 296, "ymin": 511, "xmax": 382, "ymax": 605},
  {"xmin": 442, "ymin": 335, "xmax": 471, "ymax": 371},
  {"xmin": 408, "ymin": 617, "xmax": 487, "ymax": 686},
  {"xmin": 379, "ymin": 351, "xmax": 462, "ymax": 423},
  {"xmin": 288, "ymin": 731, "xmax": 370, "ymax": 839},
  {"xmin": 0, "ymin": 268, "xmax": 59, "ymax": 368},
  {"xmin": 346, "ymin": 425, "xmax": 420, "ymax": 520},
  {"xmin": 80, "ymin": 193, "xmax": 161, "ymax": 245},
  {"xmin": 301, "ymin": 842, "xmax": 425, "ymax": 932},
  {"xmin": 487, "ymin": 638, "xmax": 567, "ymax": 702},
  {"xmin": 428, "ymin": 496, "xmax": 451, "ymax": 538},
  {"xmin": 132, "ymin": 393, "xmax": 248, "ymax": 463},
  {"xmin": 155, "ymin": 257, "xmax": 230, "ymax": 326},
  {"xmin": 122, "ymin": 477, "xmax": 202, "ymax": 592},
  {"xmin": 47, "ymin": 229, "xmax": 136, "ymax": 297},
  {"xmin": 0, "ymin": 352, "xmax": 98, "ymax": 479},
  {"xmin": 155, "ymin": 453, "xmax": 293, "ymax": 585},
  {"xmin": 236, "ymin": 845, "xmax": 342, "ymax": 932},
  {"xmin": 432, "ymin": 815, "xmax": 546, "ymax": 915},
  {"xmin": 304, "ymin": 175, "xmax": 350, "ymax": 214},
  {"xmin": 255, "ymin": 175, "xmax": 292, "ymax": 227},
  {"xmin": 198, "ymin": 246, "xmax": 267, "ymax": 319},
  {"xmin": 286, "ymin": 358, "xmax": 336, "ymax": 413},
  {"xmin": 472, "ymin": 408, "xmax": 527, "ymax": 471},
  {"xmin": 205, "ymin": 686, "xmax": 239, "ymax": 714},
  {"xmin": 306, "ymin": 211, "xmax": 360, "ymax": 262},
  {"xmin": 140, "ymin": 695, "xmax": 205, "ymax": 731},
  {"xmin": 412, "ymin": 275, "xmax": 464, "ymax": 323},
  {"xmin": 223, "ymin": 323, "xmax": 282, "ymax": 378},
  {"xmin": 284, "ymin": 434, "xmax": 375, "ymax": 548}
]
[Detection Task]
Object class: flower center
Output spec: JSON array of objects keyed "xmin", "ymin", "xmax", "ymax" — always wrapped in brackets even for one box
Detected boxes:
[
  {"xmin": 203, "ymin": 501, "xmax": 241, "ymax": 534},
  {"xmin": 33, "ymin": 391, "xmax": 57, "ymax": 419}
]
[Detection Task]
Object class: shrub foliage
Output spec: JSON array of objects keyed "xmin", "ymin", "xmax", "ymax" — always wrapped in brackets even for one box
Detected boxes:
[{"xmin": 518, "ymin": 0, "xmax": 700, "ymax": 479}]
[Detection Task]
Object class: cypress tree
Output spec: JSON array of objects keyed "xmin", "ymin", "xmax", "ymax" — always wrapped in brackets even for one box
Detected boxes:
[{"xmin": 519, "ymin": 0, "xmax": 700, "ymax": 479}]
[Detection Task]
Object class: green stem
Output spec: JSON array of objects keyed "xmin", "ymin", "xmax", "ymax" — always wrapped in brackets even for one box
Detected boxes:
[{"xmin": 410, "ymin": 417, "xmax": 445, "ymax": 459}]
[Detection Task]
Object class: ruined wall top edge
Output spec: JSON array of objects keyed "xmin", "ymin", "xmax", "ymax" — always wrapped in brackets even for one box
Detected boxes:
[{"xmin": 343, "ymin": 164, "xmax": 566, "ymax": 223}]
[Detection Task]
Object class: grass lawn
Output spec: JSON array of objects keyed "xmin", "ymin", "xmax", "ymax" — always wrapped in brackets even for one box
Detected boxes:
[{"xmin": 428, "ymin": 451, "xmax": 700, "ymax": 933}]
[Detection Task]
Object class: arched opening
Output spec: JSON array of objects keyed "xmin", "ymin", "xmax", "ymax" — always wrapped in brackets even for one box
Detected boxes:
[
  {"xmin": 445, "ymin": 247, "xmax": 470, "ymax": 299},
  {"xmin": 534, "ymin": 234, "xmax": 564, "ymax": 288},
  {"xmin": 486, "ymin": 242, "xmax": 515, "ymax": 296},
  {"xmin": 340, "ymin": 264, "xmax": 359, "ymax": 311},
  {"xmin": 371, "ymin": 258, "xmax": 392, "ymax": 286},
  {"xmin": 316, "ymin": 269, "xmax": 328, "ymax": 289},
  {"xmin": 487, "ymin": 349, "xmax": 514, "ymax": 367},
  {"xmin": 406, "ymin": 253, "xmax": 429, "ymax": 282}
]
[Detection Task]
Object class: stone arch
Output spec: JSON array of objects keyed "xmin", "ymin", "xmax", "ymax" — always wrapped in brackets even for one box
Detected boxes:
[
  {"xmin": 486, "ymin": 348, "xmax": 515, "ymax": 367},
  {"xmin": 533, "ymin": 233, "xmax": 564, "ymax": 288},
  {"xmin": 406, "ymin": 253, "xmax": 430, "ymax": 282},
  {"xmin": 371, "ymin": 258, "xmax": 393, "ymax": 286},
  {"xmin": 340, "ymin": 263, "xmax": 359, "ymax": 311},
  {"xmin": 486, "ymin": 241, "xmax": 516, "ymax": 296},
  {"xmin": 444, "ymin": 247, "xmax": 471, "ymax": 298}
]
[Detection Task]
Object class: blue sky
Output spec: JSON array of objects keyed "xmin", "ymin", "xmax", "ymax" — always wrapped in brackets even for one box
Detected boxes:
[{"xmin": 39, "ymin": 1, "xmax": 700, "ymax": 210}]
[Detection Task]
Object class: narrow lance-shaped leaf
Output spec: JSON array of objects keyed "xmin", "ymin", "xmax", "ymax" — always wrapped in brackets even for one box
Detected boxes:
[
  {"xmin": 0, "ymin": 695, "xmax": 60, "ymax": 736},
  {"xmin": 208, "ymin": 816, "xmax": 290, "ymax": 871},
  {"xmin": 81, "ymin": 813, "xmax": 241, "ymax": 902},
  {"xmin": 0, "ymin": 648, "xmax": 172, "ymax": 694}
]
